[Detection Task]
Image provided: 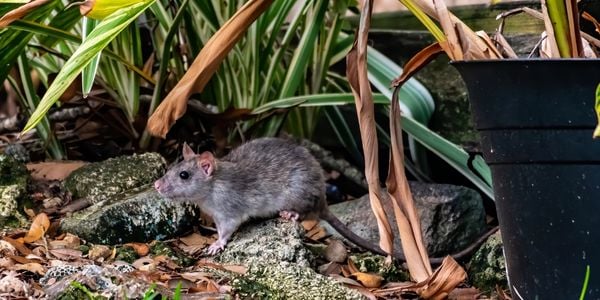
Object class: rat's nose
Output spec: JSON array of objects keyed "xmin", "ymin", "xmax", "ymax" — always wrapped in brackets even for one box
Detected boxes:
[{"xmin": 154, "ymin": 180, "xmax": 162, "ymax": 191}]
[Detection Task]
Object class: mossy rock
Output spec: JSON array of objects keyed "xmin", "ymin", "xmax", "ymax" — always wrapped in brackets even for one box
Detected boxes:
[
  {"xmin": 232, "ymin": 262, "xmax": 365, "ymax": 300},
  {"xmin": 60, "ymin": 188, "xmax": 201, "ymax": 244},
  {"xmin": 63, "ymin": 153, "xmax": 167, "ymax": 204},
  {"xmin": 0, "ymin": 155, "xmax": 29, "ymax": 229},
  {"xmin": 467, "ymin": 231, "xmax": 507, "ymax": 292}
]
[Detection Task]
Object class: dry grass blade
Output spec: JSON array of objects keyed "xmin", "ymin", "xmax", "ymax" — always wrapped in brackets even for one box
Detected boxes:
[
  {"xmin": 493, "ymin": 32, "xmax": 518, "ymax": 58},
  {"xmin": 346, "ymin": 0, "xmax": 393, "ymax": 256},
  {"xmin": 387, "ymin": 87, "xmax": 431, "ymax": 282},
  {"xmin": 432, "ymin": 0, "xmax": 462, "ymax": 60},
  {"xmin": 565, "ymin": 0, "xmax": 583, "ymax": 57},
  {"xmin": 475, "ymin": 31, "xmax": 504, "ymax": 58},
  {"xmin": 392, "ymin": 42, "xmax": 443, "ymax": 88},
  {"xmin": 400, "ymin": 0, "xmax": 496, "ymax": 60},
  {"xmin": 583, "ymin": 11, "xmax": 600, "ymax": 34},
  {"xmin": 0, "ymin": 0, "xmax": 51, "ymax": 28},
  {"xmin": 146, "ymin": 0, "xmax": 274, "ymax": 138}
]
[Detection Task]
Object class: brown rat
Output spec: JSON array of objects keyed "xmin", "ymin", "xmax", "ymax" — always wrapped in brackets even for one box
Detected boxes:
[
  {"xmin": 154, "ymin": 137, "xmax": 385, "ymax": 255},
  {"xmin": 154, "ymin": 137, "xmax": 496, "ymax": 262}
]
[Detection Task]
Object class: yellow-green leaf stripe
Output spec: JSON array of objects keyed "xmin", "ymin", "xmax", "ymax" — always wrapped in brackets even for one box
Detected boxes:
[
  {"xmin": 593, "ymin": 83, "xmax": 600, "ymax": 138},
  {"xmin": 21, "ymin": 0, "xmax": 155, "ymax": 135}
]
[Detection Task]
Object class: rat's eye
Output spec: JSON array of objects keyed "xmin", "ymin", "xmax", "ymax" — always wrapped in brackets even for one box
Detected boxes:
[{"xmin": 179, "ymin": 171, "xmax": 190, "ymax": 180}]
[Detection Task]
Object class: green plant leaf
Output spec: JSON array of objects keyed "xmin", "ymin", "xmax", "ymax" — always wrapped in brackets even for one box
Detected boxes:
[
  {"xmin": 81, "ymin": 17, "xmax": 100, "ymax": 97},
  {"xmin": 594, "ymin": 83, "xmax": 600, "ymax": 138},
  {"xmin": 544, "ymin": 0, "xmax": 572, "ymax": 57},
  {"xmin": 21, "ymin": 0, "xmax": 156, "ymax": 135}
]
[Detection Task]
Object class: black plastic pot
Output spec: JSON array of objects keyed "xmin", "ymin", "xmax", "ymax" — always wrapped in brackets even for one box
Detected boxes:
[{"xmin": 452, "ymin": 59, "xmax": 600, "ymax": 298}]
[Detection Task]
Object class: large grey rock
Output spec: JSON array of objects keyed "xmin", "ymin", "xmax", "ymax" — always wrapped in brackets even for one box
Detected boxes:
[
  {"xmin": 324, "ymin": 182, "xmax": 486, "ymax": 257},
  {"xmin": 467, "ymin": 231, "xmax": 507, "ymax": 292},
  {"xmin": 64, "ymin": 153, "xmax": 166, "ymax": 204},
  {"xmin": 216, "ymin": 219, "xmax": 314, "ymax": 267},
  {"xmin": 60, "ymin": 188, "xmax": 200, "ymax": 244},
  {"xmin": 216, "ymin": 219, "xmax": 364, "ymax": 300},
  {"xmin": 0, "ymin": 155, "xmax": 29, "ymax": 229}
]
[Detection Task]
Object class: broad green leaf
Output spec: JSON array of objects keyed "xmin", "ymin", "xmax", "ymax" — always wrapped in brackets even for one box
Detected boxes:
[{"xmin": 21, "ymin": 0, "xmax": 155, "ymax": 135}]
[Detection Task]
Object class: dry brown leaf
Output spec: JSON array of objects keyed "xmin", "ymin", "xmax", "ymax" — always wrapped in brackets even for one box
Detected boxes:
[
  {"xmin": 352, "ymin": 272, "xmax": 384, "ymax": 288},
  {"xmin": 181, "ymin": 272, "xmax": 213, "ymax": 283},
  {"xmin": 417, "ymin": 256, "xmax": 467, "ymax": 300},
  {"xmin": 49, "ymin": 248, "xmax": 82, "ymax": 260},
  {"xmin": 492, "ymin": 32, "xmax": 518, "ymax": 58},
  {"xmin": 23, "ymin": 213, "xmax": 50, "ymax": 244},
  {"xmin": 301, "ymin": 219, "xmax": 319, "ymax": 231},
  {"xmin": 387, "ymin": 87, "xmax": 431, "ymax": 282},
  {"xmin": 222, "ymin": 264, "xmax": 247, "ymax": 275},
  {"xmin": 391, "ymin": 42, "xmax": 443, "ymax": 88},
  {"xmin": 179, "ymin": 233, "xmax": 213, "ymax": 247},
  {"xmin": 347, "ymin": 258, "xmax": 360, "ymax": 274},
  {"xmin": 448, "ymin": 287, "xmax": 481, "ymax": 300},
  {"xmin": 565, "ymin": 0, "xmax": 582, "ymax": 57},
  {"xmin": 583, "ymin": 11, "xmax": 600, "ymax": 34},
  {"xmin": 346, "ymin": 0, "xmax": 393, "ymax": 256},
  {"xmin": 124, "ymin": 242, "xmax": 150, "ymax": 257},
  {"xmin": 27, "ymin": 161, "xmax": 87, "ymax": 181},
  {"xmin": 6, "ymin": 255, "xmax": 33, "ymax": 265},
  {"xmin": 475, "ymin": 31, "xmax": 503, "ymax": 58},
  {"xmin": 0, "ymin": 0, "xmax": 51, "ymax": 29},
  {"xmin": 305, "ymin": 225, "xmax": 328, "ymax": 240},
  {"xmin": 0, "ymin": 257, "xmax": 16, "ymax": 269},
  {"xmin": 2, "ymin": 237, "xmax": 32, "ymax": 256},
  {"xmin": 13, "ymin": 262, "xmax": 46, "ymax": 275},
  {"xmin": 146, "ymin": 0, "xmax": 274, "ymax": 138},
  {"xmin": 318, "ymin": 262, "xmax": 342, "ymax": 275}
]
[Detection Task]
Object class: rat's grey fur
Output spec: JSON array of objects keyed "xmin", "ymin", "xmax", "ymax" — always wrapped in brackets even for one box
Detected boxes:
[{"xmin": 154, "ymin": 137, "xmax": 383, "ymax": 255}]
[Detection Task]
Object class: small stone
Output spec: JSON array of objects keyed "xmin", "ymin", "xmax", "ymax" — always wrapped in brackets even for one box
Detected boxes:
[
  {"xmin": 88, "ymin": 245, "xmax": 112, "ymax": 261},
  {"xmin": 324, "ymin": 239, "xmax": 348, "ymax": 263},
  {"xmin": 0, "ymin": 155, "xmax": 29, "ymax": 228}
]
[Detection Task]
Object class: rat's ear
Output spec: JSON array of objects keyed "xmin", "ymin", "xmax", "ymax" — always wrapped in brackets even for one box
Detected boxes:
[
  {"xmin": 197, "ymin": 151, "xmax": 215, "ymax": 176},
  {"xmin": 182, "ymin": 142, "xmax": 196, "ymax": 160}
]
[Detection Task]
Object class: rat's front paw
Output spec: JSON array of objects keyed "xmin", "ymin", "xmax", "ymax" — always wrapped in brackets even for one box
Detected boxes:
[{"xmin": 206, "ymin": 240, "xmax": 226, "ymax": 255}]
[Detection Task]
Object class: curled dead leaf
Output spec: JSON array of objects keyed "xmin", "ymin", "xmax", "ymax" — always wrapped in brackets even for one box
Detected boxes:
[
  {"xmin": 352, "ymin": 272, "xmax": 384, "ymax": 288},
  {"xmin": 23, "ymin": 213, "xmax": 50, "ymax": 243},
  {"xmin": 49, "ymin": 248, "xmax": 82, "ymax": 260},
  {"xmin": 124, "ymin": 242, "xmax": 149, "ymax": 257},
  {"xmin": 27, "ymin": 161, "xmax": 87, "ymax": 181}
]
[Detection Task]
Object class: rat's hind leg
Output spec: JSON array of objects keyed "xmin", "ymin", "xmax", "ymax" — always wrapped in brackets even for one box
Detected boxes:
[{"xmin": 279, "ymin": 210, "xmax": 300, "ymax": 221}]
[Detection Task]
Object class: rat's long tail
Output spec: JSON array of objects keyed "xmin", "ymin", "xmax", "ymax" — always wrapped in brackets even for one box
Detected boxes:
[
  {"xmin": 321, "ymin": 209, "xmax": 403, "ymax": 259},
  {"xmin": 321, "ymin": 208, "xmax": 498, "ymax": 265}
]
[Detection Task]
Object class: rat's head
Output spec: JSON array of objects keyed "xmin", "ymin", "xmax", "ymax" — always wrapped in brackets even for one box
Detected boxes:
[{"xmin": 154, "ymin": 143, "xmax": 215, "ymax": 201}]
